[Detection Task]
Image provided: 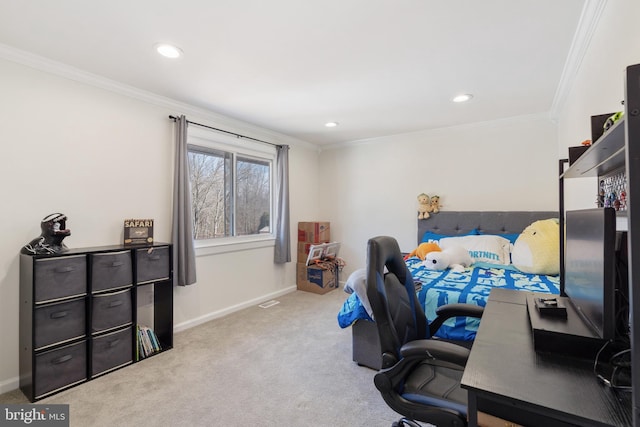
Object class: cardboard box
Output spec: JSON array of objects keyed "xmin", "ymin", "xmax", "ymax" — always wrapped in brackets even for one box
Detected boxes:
[
  {"xmin": 296, "ymin": 262, "xmax": 338, "ymax": 295},
  {"xmin": 297, "ymin": 242, "xmax": 313, "ymax": 263},
  {"xmin": 297, "ymin": 221, "xmax": 330, "ymax": 243},
  {"xmin": 477, "ymin": 412, "xmax": 523, "ymax": 427}
]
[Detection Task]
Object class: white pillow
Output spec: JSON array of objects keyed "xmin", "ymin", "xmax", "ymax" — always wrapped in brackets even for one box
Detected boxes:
[{"xmin": 438, "ymin": 235, "xmax": 512, "ymax": 265}]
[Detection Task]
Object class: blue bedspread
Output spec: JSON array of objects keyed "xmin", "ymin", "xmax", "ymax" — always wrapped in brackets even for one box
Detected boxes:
[{"xmin": 337, "ymin": 257, "xmax": 560, "ymax": 341}]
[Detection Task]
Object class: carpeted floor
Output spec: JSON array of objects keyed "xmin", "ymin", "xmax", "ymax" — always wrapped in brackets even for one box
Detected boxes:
[{"xmin": 1, "ymin": 289, "xmax": 402, "ymax": 426}]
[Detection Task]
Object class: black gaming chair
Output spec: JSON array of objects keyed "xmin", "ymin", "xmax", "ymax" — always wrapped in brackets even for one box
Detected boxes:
[{"xmin": 366, "ymin": 236, "xmax": 484, "ymax": 427}]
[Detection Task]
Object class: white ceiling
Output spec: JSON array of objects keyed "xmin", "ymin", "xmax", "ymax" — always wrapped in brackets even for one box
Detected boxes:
[{"xmin": 0, "ymin": 0, "xmax": 589, "ymax": 146}]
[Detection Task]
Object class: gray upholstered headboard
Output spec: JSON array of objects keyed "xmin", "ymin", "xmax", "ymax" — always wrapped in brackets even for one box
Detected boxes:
[{"xmin": 417, "ymin": 211, "xmax": 558, "ymax": 244}]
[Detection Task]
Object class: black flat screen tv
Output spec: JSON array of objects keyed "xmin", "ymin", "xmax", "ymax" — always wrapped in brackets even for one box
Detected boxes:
[{"xmin": 564, "ymin": 208, "xmax": 617, "ymax": 340}]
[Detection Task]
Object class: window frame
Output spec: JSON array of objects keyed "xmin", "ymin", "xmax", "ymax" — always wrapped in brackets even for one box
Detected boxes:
[{"xmin": 187, "ymin": 126, "xmax": 276, "ymax": 255}]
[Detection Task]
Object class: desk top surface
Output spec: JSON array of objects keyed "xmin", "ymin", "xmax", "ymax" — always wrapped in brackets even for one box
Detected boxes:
[{"xmin": 461, "ymin": 288, "xmax": 631, "ymax": 427}]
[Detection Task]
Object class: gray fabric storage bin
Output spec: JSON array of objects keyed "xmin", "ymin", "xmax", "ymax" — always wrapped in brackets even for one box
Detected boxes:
[
  {"xmin": 34, "ymin": 298, "xmax": 86, "ymax": 350},
  {"xmin": 91, "ymin": 250, "xmax": 132, "ymax": 292},
  {"xmin": 91, "ymin": 327, "xmax": 132, "ymax": 377},
  {"xmin": 34, "ymin": 255, "xmax": 87, "ymax": 303},
  {"xmin": 34, "ymin": 340, "xmax": 86, "ymax": 398},
  {"xmin": 136, "ymin": 246, "xmax": 170, "ymax": 284},
  {"xmin": 91, "ymin": 288, "xmax": 132, "ymax": 333}
]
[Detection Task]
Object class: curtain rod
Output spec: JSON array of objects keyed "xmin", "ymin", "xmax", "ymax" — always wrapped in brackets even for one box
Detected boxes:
[{"xmin": 169, "ymin": 115, "xmax": 285, "ymax": 148}]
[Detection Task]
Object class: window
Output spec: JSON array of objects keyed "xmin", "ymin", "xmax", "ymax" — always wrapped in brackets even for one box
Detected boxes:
[{"xmin": 187, "ymin": 127, "xmax": 274, "ymax": 243}]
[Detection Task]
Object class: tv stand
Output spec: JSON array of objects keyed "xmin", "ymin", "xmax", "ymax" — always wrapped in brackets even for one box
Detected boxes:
[
  {"xmin": 526, "ymin": 293, "xmax": 604, "ymax": 360},
  {"xmin": 462, "ymin": 288, "xmax": 631, "ymax": 427}
]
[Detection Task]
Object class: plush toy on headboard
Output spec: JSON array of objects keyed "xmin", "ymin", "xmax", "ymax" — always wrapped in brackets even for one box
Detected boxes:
[
  {"xmin": 417, "ymin": 193, "xmax": 431, "ymax": 219},
  {"xmin": 430, "ymin": 195, "xmax": 441, "ymax": 213},
  {"xmin": 511, "ymin": 218, "xmax": 560, "ymax": 275}
]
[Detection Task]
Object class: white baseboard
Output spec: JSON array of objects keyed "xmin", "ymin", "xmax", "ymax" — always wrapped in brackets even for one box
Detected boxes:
[
  {"xmin": 0, "ymin": 286, "xmax": 298, "ymax": 396},
  {"xmin": 0, "ymin": 376, "xmax": 19, "ymax": 395},
  {"xmin": 173, "ymin": 286, "xmax": 297, "ymax": 333}
]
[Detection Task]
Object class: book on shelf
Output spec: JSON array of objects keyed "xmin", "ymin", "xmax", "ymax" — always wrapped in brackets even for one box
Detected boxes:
[{"xmin": 137, "ymin": 324, "xmax": 161, "ymax": 359}]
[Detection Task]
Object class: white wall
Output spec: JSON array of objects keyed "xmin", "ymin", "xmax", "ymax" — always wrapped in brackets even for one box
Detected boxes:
[
  {"xmin": 0, "ymin": 57, "xmax": 319, "ymax": 393},
  {"xmin": 318, "ymin": 114, "xmax": 559, "ymax": 275},
  {"xmin": 557, "ymin": 0, "xmax": 640, "ymax": 210},
  {"xmin": 319, "ymin": 0, "xmax": 640, "ymax": 280},
  {"xmin": 4, "ymin": 0, "xmax": 639, "ymax": 396}
]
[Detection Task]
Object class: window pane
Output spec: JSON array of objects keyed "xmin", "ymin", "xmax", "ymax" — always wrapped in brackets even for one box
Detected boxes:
[
  {"xmin": 187, "ymin": 138, "xmax": 273, "ymax": 241},
  {"xmin": 188, "ymin": 149, "xmax": 231, "ymax": 239},
  {"xmin": 236, "ymin": 156, "xmax": 270, "ymax": 236}
]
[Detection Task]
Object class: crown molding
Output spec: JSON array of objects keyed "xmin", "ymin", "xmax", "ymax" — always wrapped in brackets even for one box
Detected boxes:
[
  {"xmin": 550, "ymin": 0, "xmax": 608, "ymax": 120},
  {"xmin": 321, "ymin": 112, "xmax": 553, "ymax": 151},
  {"xmin": 0, "ymin": 42, "xmax": 316, "ymax": 150}
]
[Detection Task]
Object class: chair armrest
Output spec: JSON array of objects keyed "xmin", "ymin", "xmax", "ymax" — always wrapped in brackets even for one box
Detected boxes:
[
  {"xmin": 436, "ymin": 303, "xmax": 484, "ymax": 319},
  {"xmin": 400, "ymin": 339, "xmax": 469, "ymax": 369},
  {"xmin": 429, "ymin": 303, "xmax": 484, "ymax": 337}
]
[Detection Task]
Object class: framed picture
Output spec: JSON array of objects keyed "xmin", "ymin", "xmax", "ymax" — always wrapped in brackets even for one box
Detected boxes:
[{"xmin": 124, "ymin": 219, "xmax": 154, "ymax": 245}]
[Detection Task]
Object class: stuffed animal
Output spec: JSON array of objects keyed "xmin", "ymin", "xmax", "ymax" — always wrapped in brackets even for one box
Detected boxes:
[
  {"xmin": 511, "ymin": 219, "xmax": 560, "ymax": 275},
  {"xmin": 417, "ymin": 193, "xmax": 432, "ymax": 219},
  {"xmin": 430, "ymin": 195, "xmax": 441, "ymax": 214},
  {"xmin": 404, "ymin": 242, "xmax": 441, "ymax": 260},
  {"xmin": 423, "ymin": 245, "xmax": 473, "ymax": 272}
]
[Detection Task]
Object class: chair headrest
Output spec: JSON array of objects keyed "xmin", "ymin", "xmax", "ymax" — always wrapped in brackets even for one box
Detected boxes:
[
  {"xmin": 366, "ymin": 236, "xmax": 427, "ymax": 363},
  {"xmin": 366, "ymin": 236, "xmax": 408, "ymax": 282}
]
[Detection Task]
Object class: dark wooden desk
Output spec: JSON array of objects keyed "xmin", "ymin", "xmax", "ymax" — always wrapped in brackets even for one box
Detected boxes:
[{"xmin": 461, "ymin": 289, "xmax": 631, "ymax": 427}]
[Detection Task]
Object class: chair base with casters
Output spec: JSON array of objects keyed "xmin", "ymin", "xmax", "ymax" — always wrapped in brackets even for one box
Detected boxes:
[
  {"xmin": 365, "ymin": 236, "xmax": 483, "ymax": 427},
  {"xmin": 393, "ymin": 418, "xmax": 422, "ymax": 427}
]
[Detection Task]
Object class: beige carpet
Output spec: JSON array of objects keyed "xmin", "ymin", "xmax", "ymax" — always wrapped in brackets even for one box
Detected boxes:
[{"xmin": 1, "ymin": 288, "xmax": 401, "ymax": 426}]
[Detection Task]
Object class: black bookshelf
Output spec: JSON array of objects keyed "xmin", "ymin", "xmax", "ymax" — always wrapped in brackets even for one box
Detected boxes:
[
  {"xmin": 559, "ymin": 63, "xmax": 640, "ymax": 426},
  {"xmin": 19, "ymin": 243, "xmax": 173, "ymax": 401}
]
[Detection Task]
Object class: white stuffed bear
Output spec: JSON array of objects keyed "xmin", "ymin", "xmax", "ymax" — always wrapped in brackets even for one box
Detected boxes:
[{"xmin": 423, "ymin": 245, "xmax": 473, "ymax": 272}]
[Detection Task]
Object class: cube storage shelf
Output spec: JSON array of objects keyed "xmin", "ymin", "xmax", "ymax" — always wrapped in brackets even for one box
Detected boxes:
[{"xmin": 19, "ymin": 243, "xmax": 173, "ymax": 402}]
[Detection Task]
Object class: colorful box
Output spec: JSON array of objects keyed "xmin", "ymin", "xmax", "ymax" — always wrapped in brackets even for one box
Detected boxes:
[
  {"xmin": 296, "ymin": 262, "xmax": 338, "ymax": 295},
  {"xmin": 297, "ymin": 222, "xmax": 330, "ymax": 244}
]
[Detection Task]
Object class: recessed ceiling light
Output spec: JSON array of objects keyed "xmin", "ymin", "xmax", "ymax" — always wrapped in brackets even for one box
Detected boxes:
[
  {"xmin": 325, "ymin": 122, "xmax": 339, "ymax": 128},
  {"xmin": 155, "ymin": 43, "xmax": 183, "ymax": 59},
  {"xmin": 452, "ymin": 94, "xmax": 473, "ymax": 103}
]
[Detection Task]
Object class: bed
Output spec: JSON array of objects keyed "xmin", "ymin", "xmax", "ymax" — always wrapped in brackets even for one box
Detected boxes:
[{"xmin": 338, "ymin": 211, "xmax": 561, "ymax": 370}]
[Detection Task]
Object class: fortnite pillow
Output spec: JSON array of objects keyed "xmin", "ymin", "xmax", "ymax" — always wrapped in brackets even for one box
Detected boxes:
[{"xmin": 438, "ymin": 234, "xmax": 512, "ymax": 265}]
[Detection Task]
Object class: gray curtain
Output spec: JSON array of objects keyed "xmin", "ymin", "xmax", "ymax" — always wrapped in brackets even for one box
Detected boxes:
[
  {"xmin": 172, "ymin": 115, "xmax": 197, "ymax": 285},
  {"xmin": 274, "ymin": 144, "xmax": 291, "ymax": 263}
]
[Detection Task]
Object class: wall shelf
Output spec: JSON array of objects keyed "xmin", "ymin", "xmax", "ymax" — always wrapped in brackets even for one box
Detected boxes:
[{"xmin": 562, "ymin": 117, "xmax": 626, "ymax": 179}]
